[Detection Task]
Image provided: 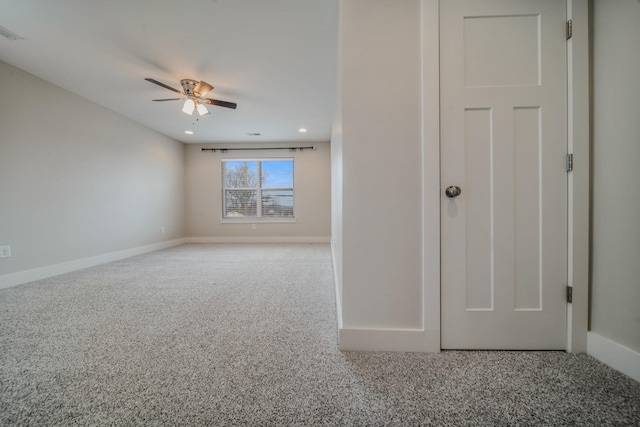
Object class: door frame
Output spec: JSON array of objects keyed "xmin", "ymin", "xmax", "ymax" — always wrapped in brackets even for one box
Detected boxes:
[{"xmin": 421, "ymin": 0, "xmax": 590, "ymax": 352}]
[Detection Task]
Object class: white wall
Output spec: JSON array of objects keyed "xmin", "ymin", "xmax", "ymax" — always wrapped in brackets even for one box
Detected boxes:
[
  {"xmin": 185, "ymin": 142, "xmax": 331, "ymax": 240},
  {"xmin": 331, "ymin": 132, "xmax": 343, "ymax": 324},
  {"xmin": 331, "ymin": 3, "xmax": 344, "ymax": 327},
  {"xmin": 0, "ymin": 61, "xmax": 185, "ymax": 282},
  {"xmin": 334, "ymin": 0, "xmax": 591, "ymax": 355},
  {"xmin": 591, "ymin": 0, "xmax": 640, "ymax": 354},
  {"xmin": 338, "ymin": 0, "xmax": 424, "ymax": 349}
]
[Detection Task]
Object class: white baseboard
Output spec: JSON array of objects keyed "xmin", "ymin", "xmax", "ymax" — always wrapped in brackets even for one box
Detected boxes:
[
  {"xmin": 587, "ymin": 332, "xmax": 640, "ymax": 382},
  {"xmin": 186, "ymin": 236, "xmax": 331, "ymax": 244},
  {"xmin": 0, "ymin": 239, "xmax": 186, "ymax": 290},
  {"xmin": 339, "ymin": 327, "xmax": 440, "ymax": 353},
  {"xmin": 0, "ymin": 237, "xmax": 330, "ymax": 290}
]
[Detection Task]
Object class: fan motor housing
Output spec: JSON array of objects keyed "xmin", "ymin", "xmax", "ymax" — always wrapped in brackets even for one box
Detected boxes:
[
  {"xmin": 180, "ymin": 79, "xmax": 199, "ymax": 96},
  {"xmin": 181, "ymin": 79, "xmax": 214, "ymax": 97}
]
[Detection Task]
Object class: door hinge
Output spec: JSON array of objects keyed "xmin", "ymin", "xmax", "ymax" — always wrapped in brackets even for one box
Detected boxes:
[
  {"xmin": 566, "ymin": 153, "xmax": 573, "ymax": 172},
  {"xmin": 566, "ymin": 286, "xmax": 573, "ymax": 303},
  {"xmin": 567, "ymin": 20, "xmax": 573, "ymax": 40}
]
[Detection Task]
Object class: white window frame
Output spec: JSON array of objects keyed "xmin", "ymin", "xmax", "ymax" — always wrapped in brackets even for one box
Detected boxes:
[{"xmin": 221, "ymin": 158, "xmax": 296, "ymax": 223}]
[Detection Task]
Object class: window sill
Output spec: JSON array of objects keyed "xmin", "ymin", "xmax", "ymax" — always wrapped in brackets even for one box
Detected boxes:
[{"xmin": 220, "ymin": 217, "xmax": 297, "ymax": 224}]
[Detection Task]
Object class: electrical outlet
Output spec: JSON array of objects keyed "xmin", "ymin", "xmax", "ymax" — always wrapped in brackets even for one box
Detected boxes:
[
  {"xmin": 0, "ymin": 245, "xmax": 11, "ymax": 259},
  {"xmin": 161, "ymin": 226, "xmax": 165, "ymax": 234}
]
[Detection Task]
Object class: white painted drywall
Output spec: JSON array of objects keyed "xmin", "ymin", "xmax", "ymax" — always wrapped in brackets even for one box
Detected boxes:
[
  {"xmin": 331, "ymin": 6, "xmax": 344, "ymax": 325},
  {"xmin": 0, "ymin": 61, "xmax": 185, "ymax": 277},
  {"xmin": 591, "ymin": 0, "xmax": 640, "ymax": 353},
  {"xmin": 339, "ymin": 0, "xmax": 423, "ymax": 330},
  {"xmin": 184, "ymin": 142, "xmax": 331, "ymax": 239}
]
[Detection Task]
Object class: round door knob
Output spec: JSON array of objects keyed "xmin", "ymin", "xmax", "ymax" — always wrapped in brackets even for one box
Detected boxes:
[{"xmin": 445, "ymin": 185, "xmax": 462, "ymax": 198}]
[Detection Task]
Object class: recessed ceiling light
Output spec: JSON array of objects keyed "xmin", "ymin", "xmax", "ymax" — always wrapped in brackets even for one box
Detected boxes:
[
  {"xmin": 298, "ymin": 128, "xmax": 307, "ymax": 133},
  {"xmin": 184, "ymin": 130, "xmax": 194, "ymax": 135}
]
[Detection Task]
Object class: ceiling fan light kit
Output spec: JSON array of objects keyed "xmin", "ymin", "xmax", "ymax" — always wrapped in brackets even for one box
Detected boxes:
[
  {"xmin": 196, "ymin": 103, "xmax": 210, "ymax": 116},
  {"xmin": 182, "ymin": 98, "xmax": 196, "ymax": 115},
  {"xmin": 145, "ymin": 77, "xmax": 237, "ymax": 116}
]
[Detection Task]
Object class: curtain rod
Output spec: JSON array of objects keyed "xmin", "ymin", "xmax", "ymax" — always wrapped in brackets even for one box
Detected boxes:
[{"xmin": 202, "ymin": 146, "xmax": 315, "ymax": 153}]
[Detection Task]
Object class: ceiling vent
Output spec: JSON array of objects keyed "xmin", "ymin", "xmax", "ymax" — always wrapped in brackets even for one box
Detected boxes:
[{"xmin": 0, "ymin": 25, "xmax": 24, "ymax": 41}]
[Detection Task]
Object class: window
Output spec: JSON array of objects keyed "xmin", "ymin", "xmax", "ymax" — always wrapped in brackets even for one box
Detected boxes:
[{"xmin": 222, "ymin": 159, "xmax": 294, "ymax": 219}]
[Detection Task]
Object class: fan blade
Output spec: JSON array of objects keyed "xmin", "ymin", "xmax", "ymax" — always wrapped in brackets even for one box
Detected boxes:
[
  {"xmin": 203, "ymin": 98, "xmax": 237, "ymax": 109},
  {"xmin": 152, "ymin": 98, "xmax": 183, "ymax": 101},
  {"xmin": 145, "ymin": 78, "xmax": 183, "ymax": 94},
  {"xmin": 194, "ymin": 80, "xmax": 214, "ymax": 97}
]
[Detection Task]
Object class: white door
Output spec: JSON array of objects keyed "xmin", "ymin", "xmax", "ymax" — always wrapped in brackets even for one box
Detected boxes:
[{"xmin": 441, "ymin": 0, "xmax": 568, "ymax": 349}]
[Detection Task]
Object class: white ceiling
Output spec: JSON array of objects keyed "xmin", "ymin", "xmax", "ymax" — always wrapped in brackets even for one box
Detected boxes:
[{"xmin": 0, "ymin": 0, "xmax": 338, "ymax": 143}]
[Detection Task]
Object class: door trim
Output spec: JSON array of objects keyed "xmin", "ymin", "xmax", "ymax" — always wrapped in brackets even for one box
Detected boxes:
[
  {"xmin": 421, "ymin": 0, "xmax": 442, "ymax": 352},
  {"xmin": 566, "ymin": 0, "xmax": 590, "ymax": 353},
  {"xmin": 420, "ymin": 0, "xmax": 589, "ymax": 353}
]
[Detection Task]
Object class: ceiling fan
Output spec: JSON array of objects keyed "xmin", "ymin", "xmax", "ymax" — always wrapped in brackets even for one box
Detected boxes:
[{"xmin": 145, "ymin": 78, "xmax": 237, "ymax": 116}]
